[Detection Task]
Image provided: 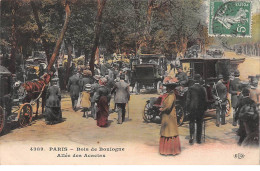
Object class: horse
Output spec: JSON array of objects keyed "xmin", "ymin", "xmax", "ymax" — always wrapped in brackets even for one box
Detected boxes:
[{"xmin": 20, "ymin": 73, "xmax": 52, "ymax": 117}]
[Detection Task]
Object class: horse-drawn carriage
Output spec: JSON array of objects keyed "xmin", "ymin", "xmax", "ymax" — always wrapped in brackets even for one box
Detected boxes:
[
  {"xmin": 0, "ymin": 65, "xmax": 51, "ymax": 135},
  {"xmin": 0, "ymin": 66, "xmax": 32, "ymax": 135},
  {"xmin": 143, "ymin": 58, "xmax": 245, "ymax": 126}
]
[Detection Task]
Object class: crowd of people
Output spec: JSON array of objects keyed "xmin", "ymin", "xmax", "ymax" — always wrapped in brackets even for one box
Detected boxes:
[
  {"xmin": 42, "ymin": 61, "xmax": 259, "ymax": 157},
  {"xmin": 45, "ymin": 62, "xmax": 130, "ymax": 127},
  {"xmin": 158, "ymin": 66, "xmax": 259, "ymax": 156}
]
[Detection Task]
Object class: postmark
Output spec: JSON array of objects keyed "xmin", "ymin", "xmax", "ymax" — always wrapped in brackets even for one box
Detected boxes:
[{"xmin": 209, "ymin": 0, "xmax": 252, "ymax": 37}]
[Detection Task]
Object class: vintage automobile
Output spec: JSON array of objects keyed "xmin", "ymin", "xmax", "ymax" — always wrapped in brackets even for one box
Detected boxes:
[
  {"xmin": 143, "ymin": 57, "xmax": 245, "ymax": 126},
  {"xmin": 206, "ymin": 46, "xmax": 224, "ymax": 58},
  {"xmin": 0, "ymin": 65, "xmax": 33, "ymax": 135},
  {"xmin": 184, "ymin": 45, "xmax": 200, "ymax": 58},
  {"xmin": 130, "ymin": 54, "xmax": 167, "ymax": 94},
  {"xmin": 26, "ymin": 51, "xmax": 47, "ymax": 64}
]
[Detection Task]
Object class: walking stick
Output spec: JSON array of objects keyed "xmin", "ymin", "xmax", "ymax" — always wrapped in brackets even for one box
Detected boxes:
[
  {"xmin": 204, "ymin": 119, "xmax": 206, "ymax": 143},
  {"xmin": 127, "ymin": 102, "xmax": 130, "ymax": 120}
]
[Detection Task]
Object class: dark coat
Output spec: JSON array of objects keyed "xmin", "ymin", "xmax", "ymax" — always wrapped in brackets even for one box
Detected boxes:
[
  {"xmin": 90, "ymin": 83, "xmax": 100, "ymax": 103},
  {"xmin": 186, "ymin": 83, "xmax": 207, "ymax": 113},
  {"xmin": 235, "ymin": 97, "xmax": 258, "ymax": 122},
  {"xmin": 175, "ymin": 71, "xmax": 188, "ymax": 85},
  {"xmin": 46, "ymin": 85, "xmax": 61, "ymax": 107},
  {"xmin": 111, "ymin": 80, "xmax": 130, "ymax": 104},
  {"xmin": 95, "ymin": 86, "xmax": 111, "ymax": 103},
  {"xmin": 212, "ymin": 80, "xmax": 227, "ymax": 105},
  {"xmin": 106, "ymin": 78, "xmax": 115, "ymax": 92},
  {"xmin": 67, "ymin": 74, "xmax": 80, "ymax": 98},
  {"xmin": 100, "ymin": 64, "xmax": 107, "ymax": 76},
  {"xmin": 80, "ymin": 76, "xmax": 94, "ymax": 91},
  {"xmin": 229, "ymin": 77, "xmax": 241, "ymax": 107}
]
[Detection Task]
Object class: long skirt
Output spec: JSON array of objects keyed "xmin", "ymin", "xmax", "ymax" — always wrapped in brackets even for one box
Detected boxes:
[
  {"xmin": 159, "ymin": 136, "xmax": 181, "ymax": 155},
  {"xmin": 96, "ymin": 96, "xmax": 109, "ymax": 127},
  {"xmin": 45, "ymin": 106, "xmax": 62, "ymax": 123}
]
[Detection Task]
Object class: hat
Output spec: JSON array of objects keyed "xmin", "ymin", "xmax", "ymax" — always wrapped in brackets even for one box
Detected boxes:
[
  {"xmin": 83, "ymin": 70, "xmax": 88, "ymax": 76},
  {"xmin": 84, "ymin": 84, "xmax": 92, "ymax": 91},
  {"xmin": 242, "ymin": 88, "xmax": 250, "ymax": 96},
  {"xmin": 163, "ymin": 76, "xmax": 179, "ymax": 87},
  {"xmin": 51, "ymin": 77, "xmax": 59, "ymax": 82},
  {"xmin": 234, "ymin": 70, "xmax": 240, "ymax": 77},
  {"xmin": 194, "ymin": 74, "xmax": 201, "ymax": 81},
  {"xmin": 218, "ymin": 74, "xmax": 223, "ymax": 79},
  {"xmin": 83, "ymin": 70, "xmax": 92, "ymax": 76},
  {"xmin": 99, "ymin": 77, "xmax": 107, "ymax": 85},
  {"xmin": 94, "ymin": 75, "xmax": 101, "ymax": 80}
]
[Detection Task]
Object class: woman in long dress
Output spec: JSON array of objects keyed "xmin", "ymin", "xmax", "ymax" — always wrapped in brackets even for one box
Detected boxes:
[
  {"xmin": 159, "ymin": 83, "xmax": 181, "ymax": 155},
  {"xmin": 45, "ymin": 78, "xmax": 62, "ymax": 125},
  {"xmin": 95, "ymin": 77, "xmax": 110, "ymax": 127}
]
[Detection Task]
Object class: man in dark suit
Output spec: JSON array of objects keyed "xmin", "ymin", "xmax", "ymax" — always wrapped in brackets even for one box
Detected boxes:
[
  {"xmin": 111, "ymin": 74, "xmax": 130, "ymax": 124},
  {"xmin": 229, "ymin": 70, "xmax": 241, "ymax": 126},
  {"xmin": 186, "ymin": 74, "xmax": 207, "ymax": 144},
  {"xmin": 212, "ymin": 74, "xmax": 228, "ymax": 127},
  {"xmin": 67, "ymin": 71, "xmax": 80, "ymax": 111}
]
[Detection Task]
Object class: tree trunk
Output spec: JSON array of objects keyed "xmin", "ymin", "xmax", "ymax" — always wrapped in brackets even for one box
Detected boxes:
[
  {"xmin": 89, "ymin": 0, "xmax": 107, "ymax": 74},
  {"xmin": 137, "ymin": 0, "xmax": 155, "ymax": 54},
  {"xmin": 84, "ymin": 49, "xmax": 89, "ymax": 65},
  {"xmin": 9, "ymin": 0, "xmax": 18, "ymax": 74},
  {"xmin": 180, "ymin": 36, "xmax": 188, "ymax": 56},
  {"xmin": 64, "ymin": 39, "xmax": 73, "ymax": 86},
  {"xmin": 30, "ymin": 0, "xmax": 51, "ymax": 64},
  {"xmin": 47, "ymin": 3, "xmax": 71, "ymax": 72}
]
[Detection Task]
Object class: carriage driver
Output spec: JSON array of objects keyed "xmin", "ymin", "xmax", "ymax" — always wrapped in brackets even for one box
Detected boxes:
[{"xmin": 175, "ymin": 66, "xmax": 188, "ymax": 86}]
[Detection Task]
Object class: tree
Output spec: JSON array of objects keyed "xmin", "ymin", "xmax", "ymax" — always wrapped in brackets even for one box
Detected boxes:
[
  {"xmin": 89, "ymin": 0, "xmax": 107, "ymax": 74},
  {"xmin": 47, "ymin": 0, "xmax": 71, "ymax": 71},
  {"xmin": 30, "ymin": 0, "xmax": 51, "ymax": 63}
]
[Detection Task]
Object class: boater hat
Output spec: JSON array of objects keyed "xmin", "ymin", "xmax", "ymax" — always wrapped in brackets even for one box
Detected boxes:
[
  {"xmin": 84, "ymin": 84, "xmax": 92, "ymax": 91},
  {"xmin": 218, "ymin": 74, "xmax": 224, "ymax": 79},
  {"xmin": 93, "ymin": 75, "xmax": 101, "ymax": 80},
  {"xmin": 51, "ymin": 77, "xmax": 59, "ymax": 83}
]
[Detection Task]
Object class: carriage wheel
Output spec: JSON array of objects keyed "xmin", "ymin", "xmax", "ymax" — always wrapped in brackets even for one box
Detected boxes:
[
  {"xmin": 18, "ymin": 104, "xmax": 33, "ymax": 127},
  {"xmin": 157, "ymin": 81, "xmax": 163, "ymax": 94},
  {"xmin": 176, "ymin": 104, "xmax": 184, "ymax": 126},
  {"xmin": 143, "ymin": 102, "xmax": 156, "ymax": 122},
  {"xmin": 0, "ymin": 106, "xmax": 6, "ymax": 135},
  {"xmin": 225, "ymin": 99, "xmax": 231, "ymax": 117}
]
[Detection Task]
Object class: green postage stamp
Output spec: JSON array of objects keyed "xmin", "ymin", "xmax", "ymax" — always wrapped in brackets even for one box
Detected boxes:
[{"xmin": 209, "ymin": 0, "xmax": 252, "ymax": 37}]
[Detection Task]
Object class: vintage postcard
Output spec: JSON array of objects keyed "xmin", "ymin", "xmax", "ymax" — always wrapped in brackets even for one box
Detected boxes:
[{"xmin": 0, "ymin": 0, "xmax": 259, "ymax": 165}]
